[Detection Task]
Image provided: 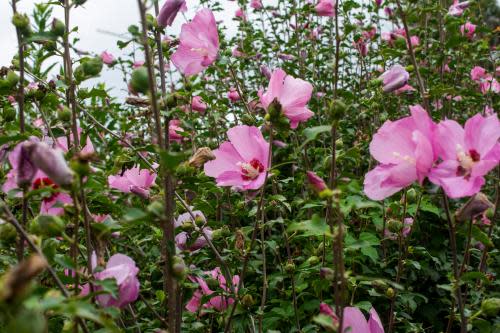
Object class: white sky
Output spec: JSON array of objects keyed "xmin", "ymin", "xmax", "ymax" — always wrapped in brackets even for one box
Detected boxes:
[{"xmin": 0, "ymin": 0, "xmax": 242, "ymax": 97}]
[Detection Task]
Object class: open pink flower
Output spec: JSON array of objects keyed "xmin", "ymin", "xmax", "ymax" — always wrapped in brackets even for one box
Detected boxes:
[
  {"xmin": 315, "ymin": 0, "xmax": 336, "ymax": 16},
  {"xmin": 100, "ymin": 51, "xmax": 115, "ymax": 65},
  {"xmin": 259, "ymin": 68, "xmax": 314, "ymax": 128},
  {"xmin": 460, "ymin": 22, "xmax": 476, "ymax": 39},
  {"xmin": 470, "ymin": 66, "xmax": 500, "ymax": 95},
  {"xmin": 429, "ymin": 114, "xmax": 500, "ymax": 198},
  {"xmin": 204, "ymin": 125, "xmax": 270, "ymax": 190},
  {"xmin": 171, "ymin": 9, "xmax": 219, "ymax": 77},
  {"xmin": 175, "ymin": 210, "xmax": 212, "ymax": 252},
  {"xmin": 186, "ymin": 267, "xmax": 239, "ymax": 313},
  {"xmin": 191, "ymin": 96, "xmax": 207, "ymax": 113},
  {"xmin": 56, "ymin": 127, "xmax": 95, "ymax": 155},
  {"xmin": 81, "ymin": 254, "xmax": 140, "ymax": 309},
  {"xmin": 379, "ymin": 64, "xmax": 409, "ymax": 93},
  {"xmin": 108, "ymin": 166, "xmax": 156, "ymax": 199},
  {"xmin": 364, "ymin": 105, "xmax": 437, "ymax": 200},
  {"xmin": 157, "ymin": 0, "xmax": 186, "ymax": 27},
  {"xmin": 320, "ymin": 303, "xmax": 384, "ymax": 333},
  {"xmin": 40, "ymin": 191, "xmax": 73, "ymax": 216},
  {"xmin": 448, "ymin": 0, "xmax": 469, "ymax": 16}
]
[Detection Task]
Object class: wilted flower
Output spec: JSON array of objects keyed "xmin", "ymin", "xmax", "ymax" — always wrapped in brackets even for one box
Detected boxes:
[
  {"xmin": 171, "ymin": 9, "xmax": 219, "ymax": 77},
  {"xmin": 188, "ymin": 147, "xmax": 215, "ymax": 168},
  {"xmin": 204, "ymin": 125, "xmax": 270, "ymax": 190}
]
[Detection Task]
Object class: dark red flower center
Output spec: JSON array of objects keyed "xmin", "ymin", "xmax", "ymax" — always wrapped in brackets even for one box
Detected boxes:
[{"xmin": 240, "ymin": 158, "xmax": 265, "ymax": 181}]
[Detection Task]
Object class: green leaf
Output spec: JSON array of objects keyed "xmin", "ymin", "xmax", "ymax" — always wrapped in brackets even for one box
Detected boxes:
[
  {"xmin": 471, "ymin": 225, "xmax": 493, "ymax": 248},
  {"xmin": 301, "ymin": 125, "xmax": 331, "ymax": 147},
  {"xmin": 159, "ymin": 149, "xmax": 191, "ymax": 172},
  {"xmin": 287, "ymin": 214, "xmax": 330, "ymax": 237}
]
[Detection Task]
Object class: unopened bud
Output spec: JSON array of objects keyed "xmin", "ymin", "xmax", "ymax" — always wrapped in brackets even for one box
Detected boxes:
[
  {"xmin": 130, "ymin": 67, "xmax": 150, "ymax": 94},
  {"xmin": 188, "ymin": 147, "xmax": 215, "ymax": 168},
  {"xmin": 241, "ymin": 294, "xmax": 255, "ymax": 307},
  {"xmin": 328, "ymin": 99, "xmax": 347, "ymax": 122},
  {"xmin": 284, "ymin": 260, "xmax": 295, "ymax": 273},
  {"xmin": 172, "ymin": 256, "xmax": 187, "ymax": 279},
  {"xmin": 385, "ymin": 287, "xmax": 395, "ymax": 298},
  {"xmin": 24, "ymin": 142, "xmax": 74, "ymax": 187},
  {"xmin": 481, "ymin": 298, "xmax": 500, "ymax": 317},
  {"xmin": 456, "ymin": 193, "xmax": 494, "ymax": 222},
  {"xmin": 51, "ymin": 18, "xmax": 65, "ymax": 37}
]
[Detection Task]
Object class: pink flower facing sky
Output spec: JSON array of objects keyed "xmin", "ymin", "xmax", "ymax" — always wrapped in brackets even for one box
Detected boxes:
[
  {"xmin": 364, "ymin": 105, "xmax": 437, "ymax": 200},
  {"xmin": 171, "ymin": 9, "xmax": 219, "ymax": 77},
  {"xmin": 108, "ymin": 166, "xmax": 156, "ymax": 199},
  {"xmin": 259, "ymin": 68, "xmax": 314, "ymax": 129},
  {"xmin": 315, "ymin": 0, "xmax": 336, "ymax": 16},
  {"xmin": 204, "ymin": 125, "xmax": 270, "ymax": 190},
  {"xmin": 429, "ymin": 114, "xmax": 500, "ymax": 198},
  {"xmin": 319, "ymin": 303, "xmax": 384, "ymax": 333},
  {"xmin": 81, "ymin": 254, "xmax": 140, "ymax": 309},
  {"xmin": 100, "ymin": 51, "xmax": 115, "ymax": 65},
  {"xmin": 186, "ymin": 267, "xmax": 240, "ymax": 313}
]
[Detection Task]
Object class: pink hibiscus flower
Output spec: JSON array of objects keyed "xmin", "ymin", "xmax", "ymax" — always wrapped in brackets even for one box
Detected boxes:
[
  {"xmin": 108, "ymin": 166, "xmax": 156, "ymax": 199},
  {"xmin": 204, "ymin": 125, "xmax": 270, "ymax": 190},
  {"xmin": 429, "ymin": 114, "xmax": 500, "ymax": 198},
  {"xmin": 259, "ymin": 68, "xmax": 314, "ymax": 129},
  {"xmin": 171, "ymin": 9, "xmax": 219, "ymax": 77},
  {"xmin": 319, "ymin": 303, "xmax": 384, "ymax": 333},
  {"xmin": 364, "ymin": 105, "xmax": 437, "ymax": 200}
]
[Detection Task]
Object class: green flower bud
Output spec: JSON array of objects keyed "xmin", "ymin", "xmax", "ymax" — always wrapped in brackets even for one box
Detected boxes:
[
  {"xmin": 73, "ymin": 66, "xmax": 86, "ymax": 83},
  {"xmin": 405, "ymin": 65, "xmax": 414, "ymax": 72},
  {"xmin": 0, "ymin": 222, "xmax": 17, "ymax": 242},
  {"xmin": 12, "ymin": 13, "xmax": 31, "ymax": 35},
  {"xmin": 82, "ymin": 57, "xmax": 103, "ymax": 77},
  {"xmin": 387, "ymin": 219, "xmax": 403, "ymax": 233},
  {"xmin": 268, "ymin": 98, "xmax": 282, "ymax": 118},
  {"xmin": 406, "ymin": 188, "xmax": 417, "ymax": 203},
  {"xmin": 285, "ymin": 261, "xmax": 295, "ymax": 274},
  {"xmin": 481, "ymin": 298, "xmax": 500, "ymax": 317},
  {"xmin": 3, "ymin": 104, "xmax": 16, "ymax": 122},
  {"xmin": 57, "ymin": 106, "xmax": 72, "ymax": 122},
  {"xmin": 328, "ymin": 99, "xmax": 347, "ymax": 122},
  {"xmin": 51, "ymin": 18, "xmax": 66, "ymax": 37},
  {"xmin": 241, "ymin": 294, "xmax": 255, "ymax": 307},
  {"xmin": 130, "ymin": 67, "xmax": 150, "ymax": 94},
  {"xmin": 36, "ymin": 215, "xmax": 66, "ymax": 237},
  {"xmin": 172, "ymin": 256, "xmax": 187, "ymax": 279},
  {"xmin": 307, "ymin": 256, "xmax": 320, "ymax": 265},
  {"xmin": 386, "ymin": 287, "xmax": 395, "ymax": 298},
  {"xmin": 211, "ymin": 229, "xmax": 223, "ymax": 240},
  {"xmin": 6, "ymin": 71, "xmax": 19, "ymax": 87}
]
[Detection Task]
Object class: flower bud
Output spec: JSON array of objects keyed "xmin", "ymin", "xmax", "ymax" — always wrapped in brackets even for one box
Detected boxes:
[
  {"xmin": 307, "ymin": 255, "xmax": 320, "ymax": 265},
  {"xmin": 130, "ymin": 67, "xmax": 150, "ymax": 94},
  {"xmin": 172, "ymin": 256, "xmax": 187, "ymax": 279},
  {"xmin": 267, "ymin": 98, "xmax": 282, "ymax": 118},
  {"xmin": 12, "ymin": 13, "xmax": 31, "ymax": 36},
  {"xmin": 0, "ymin": 221, "xmax": 17, "ymax": 242},
  {"xmin": 3, "ymin": 104, "xmax": 16, "ymax": 122},
  {"xmin": 387, "ymin": 218, "xmax": 403, "ymax": 233},
  {"xmin": 206, "ymin": 277, "xmax": 219, "ymax": 290},
  {"xmin": 320, "ymin": 267, "xmax": 334, "ymax": 281},
  {"xmin": 6, "ymin": 71, "xmax": 19, "ymax": 87},
  {"xmin": 24, "ymin": 142, "xmax": 74, "ymax": 188},
  {"xmin": 306, "ymin": 171, "xmax": 328, "ymax": 193},
  {"xmin": 188, "ymin": 147, "xmax": 215, "ymax": 168},
  {"xmin": 57, "ymin": 105, "xmax": 72, "ymax": 122},
  {"xmin": 17, "ymin": 143, "xmax": 38, "ymax": 188},
  {"xmin": 328, "ymin": 99, "xmax": 347, "ymax": 122},
  {"xmin": 284, "ymin": 260, "xmax": 295, "ymax": 274},
  {"xmin": 241, "ymin": 294, "xmax": 255, "ymax": 307},
  {"xmin": 385, "ymin": 287, "xmax": 395, "ymax": 298},
  {"xmin": 481, "ymin": 298, "xmax": 500, "ymax": 317},
  {"xmin": 456, "ymin": 192, "xmax": 494, "ymax": 222},
  {"xmin": 51, "ymin": 18, "xmax": 66, "ymax": 37},
  {"xmin": 36, "ymin": 215, "xmax": 66, "ymax": 237},
  {"xmin": 82, "ymin": 57, "xmax": 103, "ymax": 77}
]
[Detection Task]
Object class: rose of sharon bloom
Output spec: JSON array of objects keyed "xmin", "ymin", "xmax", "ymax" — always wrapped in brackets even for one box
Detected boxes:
[
  {"xmin": 186, "ymin": 267, "xmax": 240, "ymax": 313},
  {"xmin": 227, "ymin": 87, "xmax": 241, "ymax": 102},
  {"xmin": 306, "ymin": 171, "xmax": 327, "ymax": 193},
  {"xmin": 259, "ymin": 68, "xmax": 314, "ymax": 128},
  {"xmin": 157, "ymin": 0, "xmax": 186, "ymax": 27},
  {"xmin": 100, "ymin": 51, "xmax": 115, "ymax": 65},
  {"xmin": 315, "ymin": 0, "xmax": 335, "ymax": 16},
  {"xmin": 175, "ymin": 210, "xmax": 212, "ymax": 252},
  {"xmin": 171, "ymin": 9, "xmax": 219, "ymax": 77},
  {"xmin": 250, "ymin": 0, "xmax": 263, "ymax": 10},
  {"xmin": 448, "ymin": 0, "xmax": 470, "ymax": 16},
  {"xmin": 204, "ymin": 125, "xmax": 270, "ymax": 190},
  {"xmin": 364, "ymin": 105, "xmax": 437, "ymax": 200},
  {"xmin": 470, "ymin": 66, "xmax": 500, "ymax": 95},
  {"xmin": 81, "ymin": 254, "xmax": 140, "ymax": 308},
  {"xmin": 108, "ymin": 166, "xmax": 156, "ymax": 199},
  {"xmin": 379, "ymin": 65, "xmax": 410, "ymax": 93},
  {"xmin": 320, "ymin": 303, "xmax": 384, "ymax": 333},
  {"xmin": 56, "ymin": 127, "xmax": 95, "ymax": 155},
  {"xmin": 169, "ymin": 119, "xmax": 184, "ymax": 143},
  {"xmin": 460, "ymin": 22, "xmax": 476, "ymax": 39},
  {"xmin": 429, "ymin": 114, "xmax": 500, "ymax": 198},
  {"xmin": 191, "ymin": 96, "xmax": 207, "ymax": 113},
  {"xmin": 235, "ymin": 8, "xmax": 246, "ymax": 20}
]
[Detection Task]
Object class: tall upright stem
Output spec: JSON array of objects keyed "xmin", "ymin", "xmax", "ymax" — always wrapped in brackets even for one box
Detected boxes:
[
  {"xmin": 137, "ymin": 1, "xmax": 176, "ymax": 331},
  {"xmin": 443, "ymin": 193, "xmax": 467, "ymax": 333},
  {"xmin": 11, "ymin": 0, "xmax": 28, "ymax": 263}
]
